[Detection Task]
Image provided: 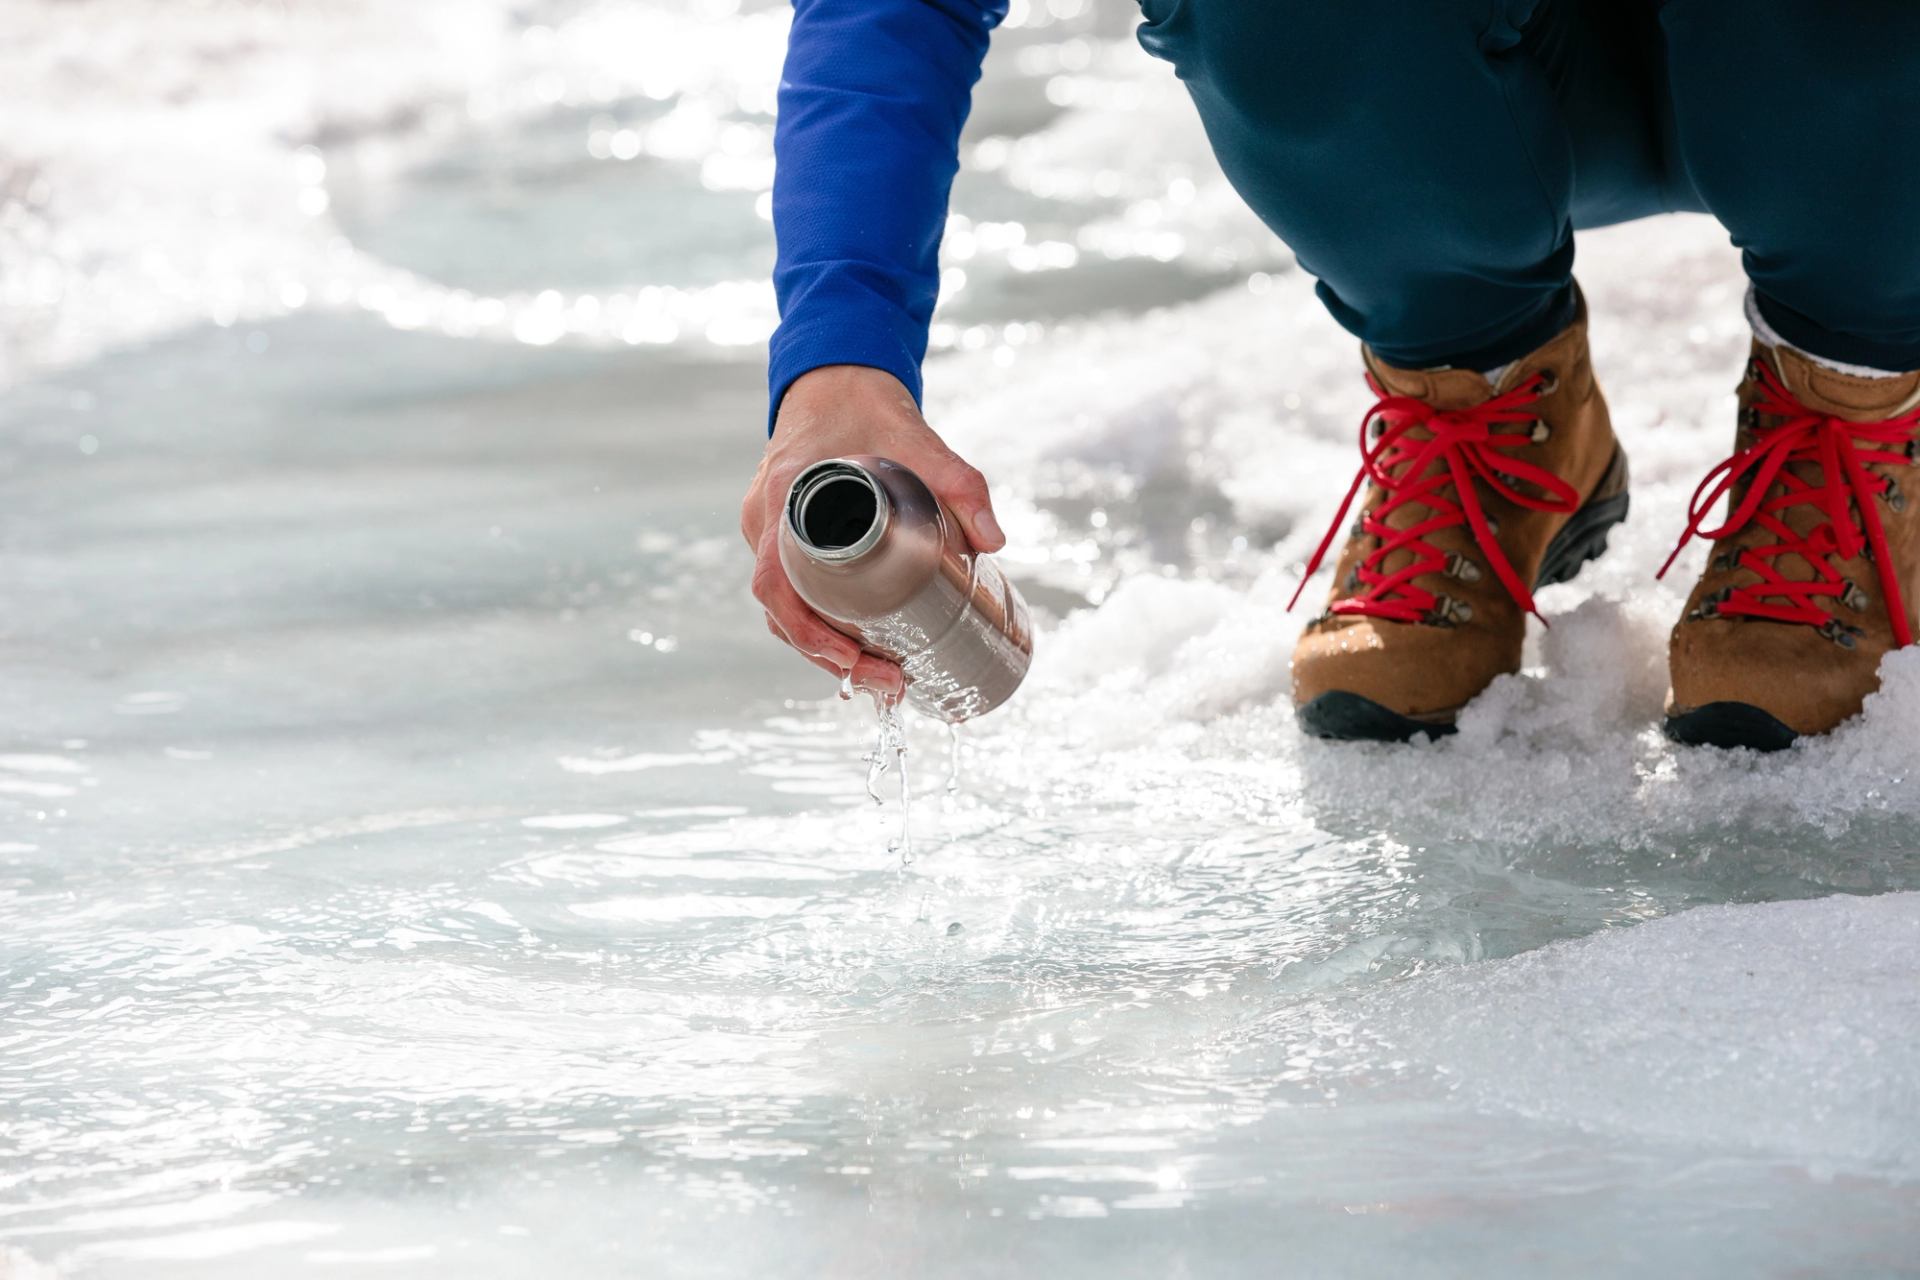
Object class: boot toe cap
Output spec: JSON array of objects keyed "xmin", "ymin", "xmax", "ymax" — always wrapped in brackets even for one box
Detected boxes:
[
  {"xmin": 1668, "ymin": 619, "xmax": 1879, "ymax": 739},
  {"xmin": 1291, "ymin": 616, "xmax": 1519, "ymax": 725}
]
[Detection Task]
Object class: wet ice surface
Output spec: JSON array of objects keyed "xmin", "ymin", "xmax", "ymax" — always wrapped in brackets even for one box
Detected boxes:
[{"xmin": 4, "ymin": 3, "xmax": 1919, "ymax": 1278}]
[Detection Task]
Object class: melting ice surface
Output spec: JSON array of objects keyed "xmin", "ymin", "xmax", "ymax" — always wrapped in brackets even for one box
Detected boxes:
[{"xmin": 3, "ymin": 2, "xmax": 1919, "ymax": 1276}]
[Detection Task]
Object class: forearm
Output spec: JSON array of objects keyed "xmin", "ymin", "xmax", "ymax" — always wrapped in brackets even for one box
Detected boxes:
[{"xmin": 766, "ymin": 0, "xmax": 1006, "ymax": 432}]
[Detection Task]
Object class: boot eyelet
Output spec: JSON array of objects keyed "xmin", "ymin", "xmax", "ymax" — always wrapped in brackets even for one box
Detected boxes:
[
  {"xmin": 1818, "ymin": 618, "xmax": 1864, "ymax": 649},
  {"xmin": 1484, "ymin": 514, "xmax": 1500, "ymax": 536},
  {"xmin": 1688, "ymin": 587, "xmax": 1733, "ymax": 620},
  {"xmin": 1885, "ymin": 478, "xmax": 1906, "ymax": 512},
  {"xmin": 1906, "ymin": 438, "xmax": 1920, "ymax": 464},
  {"xmin": 1533, "ymin": 370, "xmax": 1559, "ymax": 396},
  {"xmin": 1528, "ymin": 419, "xmax": 1551, "ymax": 445},
  {"xmin": 1368, "ymin": 415, "xmax": 1389, "ymax": 438},
  {"xmin": 1424, "ymin": 594, "xmax": 1472, "ymax": 627},
  {"xmin": 1841, "ymin": 580, "xmax": 1869, "ymax": 611},
  {"xmin": 1443, "ymin": 551, "xmax": 1483, "ymax": 583}
]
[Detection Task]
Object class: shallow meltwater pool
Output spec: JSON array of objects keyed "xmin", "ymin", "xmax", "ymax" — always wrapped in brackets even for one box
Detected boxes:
[{"xmin": 4, "ymin": 3, "xmax": 1919, "ymax": 1277}]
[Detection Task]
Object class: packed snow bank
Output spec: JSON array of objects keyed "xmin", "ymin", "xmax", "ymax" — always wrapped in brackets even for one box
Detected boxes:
[
  {"xmin": 929, "ymin": 214, "xmax": 1920, "ymax": 851},
  {"xmin": 1366, "ymin": 893, "xmax": 1920, "ymax": 1172}
]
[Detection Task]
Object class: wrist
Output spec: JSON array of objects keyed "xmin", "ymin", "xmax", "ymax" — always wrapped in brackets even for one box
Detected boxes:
[
  {"xmin": 775, "ymin": 365, "xmax": 921, "ymax": 441},
  {"xmin": 785, "ymin": 364, "xmax": 913, "ymax": 411},
  {"xmin": 766, "ymin": 313, "xmax": 924, "ymax": 434}
]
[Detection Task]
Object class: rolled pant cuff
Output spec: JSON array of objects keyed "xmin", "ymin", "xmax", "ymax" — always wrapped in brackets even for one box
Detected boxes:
[
  {"xmin": 1363, "ymin": 282, "xmax": 1579, "ymax": 375},
  {"xmin": 1750, "ymin": 291, "xmax": 1920, "ymax": 376}
]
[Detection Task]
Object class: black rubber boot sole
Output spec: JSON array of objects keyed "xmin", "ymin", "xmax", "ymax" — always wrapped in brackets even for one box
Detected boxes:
[
  {"xmin": 1296, "ymin": 450, "xmax": 1631, "ymax": 744},
  {"xmin": 1534, "ymin": 486, "xmax": 1630, "ymax": 589},
  {"xmin": 1296, "ymin": 690, "xmax": 1461, "ymax": 742},
  {"xmin": 1663, "ymin": 701, "xmax": 1799, "ymax": 752}
]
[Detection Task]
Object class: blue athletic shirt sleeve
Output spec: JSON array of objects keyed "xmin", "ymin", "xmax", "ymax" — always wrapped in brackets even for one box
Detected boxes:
[{"xmin": 766, "ymin": 0, "xmax": 1008, "ymax": 433}]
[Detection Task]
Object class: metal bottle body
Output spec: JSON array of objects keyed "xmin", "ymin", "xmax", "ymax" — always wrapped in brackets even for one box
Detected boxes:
[{"xmin": 778, "ymin": 456, "xmax": 1033, "ymax": 722}]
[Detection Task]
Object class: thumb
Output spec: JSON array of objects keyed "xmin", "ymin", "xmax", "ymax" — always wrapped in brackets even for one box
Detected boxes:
[{"xmin": 923, "ymin": 453, "xmax": 1005, "ymax": 553}]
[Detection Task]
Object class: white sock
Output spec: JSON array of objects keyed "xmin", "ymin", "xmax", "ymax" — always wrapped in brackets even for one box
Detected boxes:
[{"xmin": 1746, "ymin": 286, "xmax": 1907, "ymax": 379}]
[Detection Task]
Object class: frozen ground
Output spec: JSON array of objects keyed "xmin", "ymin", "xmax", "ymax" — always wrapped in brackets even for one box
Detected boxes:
[{"xmin": 1, "ymin": 2, "xmax": 1917, "ymax": 1276}]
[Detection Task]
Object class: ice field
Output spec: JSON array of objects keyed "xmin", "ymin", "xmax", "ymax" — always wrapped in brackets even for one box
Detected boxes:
[{"xmin": 1, "ymin": 2, "xmax": 1916, "ymax": 1275}]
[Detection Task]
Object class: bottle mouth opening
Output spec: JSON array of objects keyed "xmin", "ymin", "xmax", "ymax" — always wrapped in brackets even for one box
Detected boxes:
[{"xmin": 786, "ymin": 461, "xmax": 887, "ymax": 561}]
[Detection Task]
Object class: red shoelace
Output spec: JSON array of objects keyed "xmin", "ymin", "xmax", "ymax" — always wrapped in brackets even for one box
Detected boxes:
[
  {"xmin": 1656, "ymin": 356, "xmax": 1920, "ymax": 649},
  {"xmin": 1288, "ymin": 372, "xmax": 1577, "ymax": 625}
]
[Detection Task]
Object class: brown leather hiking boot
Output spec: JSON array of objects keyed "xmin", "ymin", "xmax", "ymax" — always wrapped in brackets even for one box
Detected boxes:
[
  {"xmin": 1290, "ymin": 292, "xmax": 1630, "ymax": 741},
  {"xmin": 1662, "ymin": 341, "xmax": 1920, "ymax": 750}
]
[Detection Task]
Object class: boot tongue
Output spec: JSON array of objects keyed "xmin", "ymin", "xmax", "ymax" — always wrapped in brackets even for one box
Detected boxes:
[
  {"xmin": 1765, "ymin": 341, "xmax": 1920, "ymax": 422},
  {"xmin": 1363, "ymin": 346, "xmax": 1495, "ymax": 411}
]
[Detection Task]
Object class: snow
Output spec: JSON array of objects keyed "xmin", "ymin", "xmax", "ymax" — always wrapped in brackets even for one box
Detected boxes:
[{"xmin": 1369, "ymin": 892, "xmax": 1920, "ymax": 1172}]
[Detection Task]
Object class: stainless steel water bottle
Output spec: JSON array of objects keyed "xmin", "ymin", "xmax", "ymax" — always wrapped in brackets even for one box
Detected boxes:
[{"xmin": 779, "ymin": 456, "xmax": 1034, "ymax": 722}]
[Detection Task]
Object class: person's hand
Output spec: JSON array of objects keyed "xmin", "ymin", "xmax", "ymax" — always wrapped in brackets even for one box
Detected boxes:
[{"xmin": 741, "ymin": 364, "xmax": 1006, "ymax": 700}]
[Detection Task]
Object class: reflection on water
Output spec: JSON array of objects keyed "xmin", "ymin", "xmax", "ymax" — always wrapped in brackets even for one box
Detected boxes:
[{"xmin": 2, "ymin": 1, "xmax": 1918, "ymax": 1277}]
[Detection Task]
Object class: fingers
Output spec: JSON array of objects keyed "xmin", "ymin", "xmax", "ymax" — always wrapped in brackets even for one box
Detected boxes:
[
  {"xmin": 920, "ymin": 452, "xmax": 1005, "ymax": 553},
  {"xmin": 764, "ymin": 611, "xmax": 905, "ymax": 697},
  {"xmin": 848, "ymin": 652, "xmax": 905, "ymax": 698},
  {"xmin": 764, "ymin": 609, "xmax": 837, "ymax": 676},
  {"xmin": 750, "ymin": 489, "xmax": 900, "ymax": 697},
  {"xmin": 751, "ymin": 532, "xmax": 861, "ymax": 670}
]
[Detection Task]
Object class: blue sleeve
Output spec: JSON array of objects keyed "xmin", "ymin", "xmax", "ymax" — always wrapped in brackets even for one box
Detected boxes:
[{"xmin": 766, "ymin": 0, "xmax": 1008, "ymax": 433}]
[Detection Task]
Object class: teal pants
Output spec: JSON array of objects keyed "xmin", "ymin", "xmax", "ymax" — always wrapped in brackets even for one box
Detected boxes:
[{"xmin": 1137, "ymin": 0, "xmax": 1920, "ymax": 371}]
